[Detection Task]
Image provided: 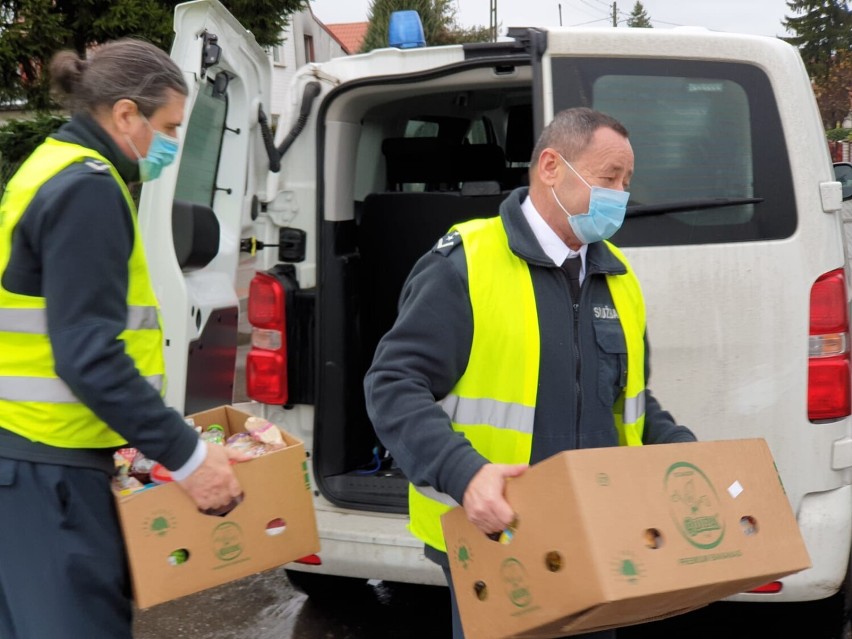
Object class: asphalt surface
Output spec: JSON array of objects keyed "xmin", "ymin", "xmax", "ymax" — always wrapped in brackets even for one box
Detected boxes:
[{"xmin": 133, "ymin": 570, "xmax": 453, "ymax": 639}]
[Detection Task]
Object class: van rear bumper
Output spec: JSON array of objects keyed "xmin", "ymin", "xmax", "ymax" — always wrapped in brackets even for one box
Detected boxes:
[
  {"xmin": 293, "ymin": 480, "xmax": 852, "ymax": 600},
  {"xmin": 285, "ymin": 504, "xmax": 446, "ymax": 586},
  {"xmin": 727, "ymin": 484, "xmax": 852, "ymax": 603}
]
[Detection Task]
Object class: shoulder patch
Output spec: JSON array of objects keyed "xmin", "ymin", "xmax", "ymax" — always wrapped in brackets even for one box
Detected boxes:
[
  {"xmin": 83, "ymin": 159, "xmax": 110, "ymax": 172},
  {"xmin": 432, "ymin": 230, "xmax": 462, "ymax": 256}
]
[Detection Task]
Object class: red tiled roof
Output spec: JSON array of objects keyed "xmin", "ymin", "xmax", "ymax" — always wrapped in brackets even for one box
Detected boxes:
[{"xmin": 325, "ymin": 22, "xmax": 369, "ymax": 54}]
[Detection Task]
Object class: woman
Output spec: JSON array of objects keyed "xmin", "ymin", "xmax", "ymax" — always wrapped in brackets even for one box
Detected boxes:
[{"xmin": 0, "ymin": 39, "xmax": 244, "ymax": 638}]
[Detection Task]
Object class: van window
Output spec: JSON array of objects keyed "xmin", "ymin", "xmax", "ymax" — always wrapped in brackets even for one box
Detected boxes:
[
  {"xmin": 550, "ymin": 58, "xmax": 795, "ymax": 246},
  {"xmin": 174, "ymin": 77, "xmax": 228, "ymax": 207},
  {"xmin": 404, "ymin": 119, "xmax": 439, "ymax": 137}
]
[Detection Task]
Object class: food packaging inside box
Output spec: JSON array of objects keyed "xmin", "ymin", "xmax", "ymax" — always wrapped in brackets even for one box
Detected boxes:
[
  {"xmin": 441, "ymin": 438, "xmax": 811, "ymax": 639},
  {"xmin": 113, "ymin": 405, "xmax": 319, "ymax": 609}
]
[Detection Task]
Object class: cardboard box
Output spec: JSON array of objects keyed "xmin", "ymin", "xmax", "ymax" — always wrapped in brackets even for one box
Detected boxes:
[
  {"xmin": 441, "ymin": 438, "xmax": 811, "ymax": 639},
  {"xmin": 114, "ymin": 405, "xmax": 319, "ymax": 609}
]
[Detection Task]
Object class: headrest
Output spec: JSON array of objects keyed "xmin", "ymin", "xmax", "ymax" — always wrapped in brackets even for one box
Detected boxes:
[{"xmin": 382, "ymin": 137, "xmax": 506, "ymax": 190}]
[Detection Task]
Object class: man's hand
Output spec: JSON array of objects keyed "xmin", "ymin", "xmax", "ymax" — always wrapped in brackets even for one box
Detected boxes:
[
  {"xmin": 177, "ymin": 443, "xmax": 251, "ymax": 513},
  {"xmin": 461, "ymin": 463, "xmax": 528, "ymax": 535}
]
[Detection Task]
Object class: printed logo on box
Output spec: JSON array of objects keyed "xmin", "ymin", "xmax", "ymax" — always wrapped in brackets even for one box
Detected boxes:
[
  {"xmin": 612, "ymin": 551, "xmax": 644, "ymax": 584},
  {"xmin": 142, "ymin": 510, "xmax": 178, "ymax": 537},
  {"xmin": 212, "ymin": 521, "xmax": 244, "ymax": 562},
  {"xmin": 666, "ymin": 461, "xmax": 725, "ymax": 550},
  {"xmin": 453, "ymin": 539, "xmax": 474, "ymax": 569},
  {"xmin": 501, "ymin": 558, "xmax": 532, "ymax": 609}
]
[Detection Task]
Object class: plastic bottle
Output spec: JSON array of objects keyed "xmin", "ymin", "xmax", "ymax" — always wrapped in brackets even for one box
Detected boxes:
[{"xmin": 200, "ymin": 424, "xmax": 225, "ymax": 445}]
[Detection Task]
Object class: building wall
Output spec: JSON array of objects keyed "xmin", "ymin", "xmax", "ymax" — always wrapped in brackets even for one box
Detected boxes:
[{"xmin": 268, "ymin": 9, "xmax": 347, "ymax": 125}]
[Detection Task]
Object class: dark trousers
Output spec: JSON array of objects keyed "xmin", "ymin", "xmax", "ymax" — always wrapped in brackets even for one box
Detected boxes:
[
  {"xmin": 442, "ymin": 566, "xmax": 616, "ymax": 639},
  {"xmin": 0, "ymin": 457, "xmax": 132, "ymax": 639}
]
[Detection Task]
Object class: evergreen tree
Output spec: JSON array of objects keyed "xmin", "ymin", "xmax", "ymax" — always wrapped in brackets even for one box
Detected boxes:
[
  {"xmin": 626, "ymin": 1, "xmax": 653, "ymax": 28},
  {"xmin": 0, "ymin": 0, "xmax": 307, "ymax": 110},
  {"xmin": 360, "ymin": 0, "xmax": 490, "ymax": 52},
  {"xmin": 783, "ymin": 0, "xmax": 852, "ymax": 80}
]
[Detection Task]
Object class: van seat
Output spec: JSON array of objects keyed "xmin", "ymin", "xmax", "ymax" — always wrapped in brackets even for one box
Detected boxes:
[
  {"xmin": 503, "ymin": 104, "xmax": 533, "ymax": 188},
  {"xmin": 359, "ymin": 190, "xmax": 505, "ymax": 368}
]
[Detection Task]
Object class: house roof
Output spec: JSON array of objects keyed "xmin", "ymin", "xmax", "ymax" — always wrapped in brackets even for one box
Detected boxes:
[{"xmin": 324, "ymin": 22, "xmax": 369, "ymax": 54}]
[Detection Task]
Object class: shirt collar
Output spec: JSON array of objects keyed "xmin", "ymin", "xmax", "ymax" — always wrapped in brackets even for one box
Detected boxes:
[{"xmin": 520, "ymin": 194, "xmax": 586, "ymax": 271}]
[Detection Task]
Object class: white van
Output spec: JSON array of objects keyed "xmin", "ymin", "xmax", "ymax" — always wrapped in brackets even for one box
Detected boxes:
[{"xmin": 141, "ymin": 0, "xmax": 852, "ymax": 633}]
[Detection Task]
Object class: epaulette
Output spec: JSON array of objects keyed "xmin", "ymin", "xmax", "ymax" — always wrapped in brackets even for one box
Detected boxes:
[
  {"xmin": 82, "ymin": 159, "xmax": 111, "ymax": 173},
  {"xmin": 432, "ymin": 230, "xmax": 462, "ymax": 256}
]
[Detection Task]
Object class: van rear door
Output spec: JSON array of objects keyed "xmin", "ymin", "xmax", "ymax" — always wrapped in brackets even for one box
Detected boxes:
[
  {"xmin": 140, "ymin": 0, "xmax": 271, "ymax": 414},
  {"xmin": 536, "ymin": 27, "xmax": 852, "ymax": 605}
]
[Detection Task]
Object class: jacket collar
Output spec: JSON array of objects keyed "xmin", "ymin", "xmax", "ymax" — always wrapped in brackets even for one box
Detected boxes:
[
  {"xmin": 51, "ymin": 112, "xmax": 141, "ymax": 184},
  {"xmin": 500, "ymin": 187, "xmax": 627, "ymax": 276}
]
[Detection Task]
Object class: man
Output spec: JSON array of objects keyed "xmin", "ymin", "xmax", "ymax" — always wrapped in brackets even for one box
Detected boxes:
[{"xmin": 364, "ymin": 107, "xmax": 696, "ymax": 638}]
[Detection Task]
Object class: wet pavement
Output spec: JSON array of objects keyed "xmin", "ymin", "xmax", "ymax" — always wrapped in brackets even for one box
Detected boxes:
[
  {"xmin": 132, "ymin": 571, "xmax": 827, "ymax": 639},
  {"xmin": 133, "ymin": 570, "xmax": 452, "ymax": 638}
]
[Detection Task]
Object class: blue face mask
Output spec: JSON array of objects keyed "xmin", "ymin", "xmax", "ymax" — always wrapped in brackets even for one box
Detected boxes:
[
  {"xmin": 551, "ymin": 154, "xmax": 630, "ymax": 245},
  {"xmin": 126, "ymin": 115, "xmax": 179, "ymax": 182}
]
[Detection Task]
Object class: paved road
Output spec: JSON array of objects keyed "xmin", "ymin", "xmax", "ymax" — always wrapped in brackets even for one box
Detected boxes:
[
  {"xmin": 133, "ymin": 570, "xmax": 452, "ymax": 639},
  {"xmin": 133, "ymin": 569, "xmax": 840, "ymax": 639}
]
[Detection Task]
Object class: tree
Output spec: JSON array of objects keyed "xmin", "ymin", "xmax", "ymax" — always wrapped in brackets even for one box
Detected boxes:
[
  {"xmin": 0, "ymin": 0, "xmax": 308, "ymax": 110},
  {"xmin": 812, "ymin": 50, "xmax": 852, "ymax": 127},
  {"xmin": 783, "ymin": 0, "xmax": 852, "ymax": 80},
  {"xmin": 626, "ymin": 1, "xmax": 653, "ymax": 28},
  {"xmin": 360, "ymin": 0, "xmax": 490, "ymax": 53}
]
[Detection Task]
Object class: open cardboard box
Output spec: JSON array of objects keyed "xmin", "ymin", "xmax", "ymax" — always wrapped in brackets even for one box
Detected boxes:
[
  {"xmin": 114, "ymin": 405, "xmax": 319, "ymax": 609},
  {"xmin": 441, "ymin": 438, "xmax": 811, "ymax": 639}
]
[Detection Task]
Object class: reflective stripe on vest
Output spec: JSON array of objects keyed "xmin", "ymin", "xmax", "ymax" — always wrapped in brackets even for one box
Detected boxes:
[
  {"xmin": 0, "ymin": 138, "xmax": 166, "ymax": 449},
  {"xmin": 408, "ymin": 218, "xmax": 647, "ymax": 552},
  {"xmin": 604, "ymin": 240, "xmax": 647, "ymax": 447},
  {"xmin": 0, "ymin": 305, "xmax": 159, "ymax": 334},
  {"xmin": 0, "ymin": 374, "xmax": 163, "ymax": 403}
]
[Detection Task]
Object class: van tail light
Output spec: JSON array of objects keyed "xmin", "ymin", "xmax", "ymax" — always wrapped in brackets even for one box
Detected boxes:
[
  {"xmin": 294, "ymin": 554, "xmax": 322, "ymax": 566},
  {"xmin": 808, "ymin": 269, "xmax": 851, "ymax": 421},
  {"xmin": 747, "ymin": 581, "xmax": 783, "ymax": 594},
  {"xmin": 246, "ymin": 271, "xmax": 289, "ymax": 404}
]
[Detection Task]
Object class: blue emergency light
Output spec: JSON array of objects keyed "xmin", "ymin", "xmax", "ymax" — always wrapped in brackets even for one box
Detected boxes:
[{"xmin": 388, "ymin": 10, "xmax": 426, "ymax": 49}]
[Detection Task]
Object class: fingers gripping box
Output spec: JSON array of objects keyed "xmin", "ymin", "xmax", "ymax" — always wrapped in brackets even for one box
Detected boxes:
[
  {"xmin": 113, "ymin": 405, "xmax": 319, "ymax": 609},
  {"xmin": 441, "ymin": 438, "xmax": 811, "ymax": 639}
]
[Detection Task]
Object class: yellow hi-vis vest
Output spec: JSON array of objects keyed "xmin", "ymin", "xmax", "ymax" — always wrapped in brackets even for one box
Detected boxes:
[
  {"xmin": 0, "ymin": 138, "xmax": 165, "ymax": 449},
  {"xmin": 408, "ymin": 216, "xmax": 646, "ymax": 551}
]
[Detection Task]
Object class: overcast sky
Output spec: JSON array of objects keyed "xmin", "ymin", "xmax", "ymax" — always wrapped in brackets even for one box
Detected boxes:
[{"xmin": 310, "ymin": 0, "xmax": 794, "ymax": 39}]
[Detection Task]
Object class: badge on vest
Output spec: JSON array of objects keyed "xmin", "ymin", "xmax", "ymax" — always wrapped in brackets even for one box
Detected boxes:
[{"xmin": 593, "ymin": 304, "xmax": 619, "ymax": 320}]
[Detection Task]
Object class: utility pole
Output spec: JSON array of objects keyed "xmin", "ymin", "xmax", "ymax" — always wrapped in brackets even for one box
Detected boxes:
[
  {"xmin": 490, "ymin": 0, "xmax": 497, "ymax": 41},
  {"xmin": 558, "ymin": 3, "xmax": 563, "ymax": 26},
  {"xmin": 612, "ymin": 1, "xmax": 617, "ymax": 26}
]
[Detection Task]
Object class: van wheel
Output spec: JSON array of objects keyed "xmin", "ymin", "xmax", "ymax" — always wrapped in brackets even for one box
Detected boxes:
[{"xmin": 285, "ymin": 569, "xmax": 367, "ymax": 600}]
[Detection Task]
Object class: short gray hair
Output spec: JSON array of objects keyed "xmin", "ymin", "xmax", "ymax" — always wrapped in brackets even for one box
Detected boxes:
[
  {"xmin": 531, "ymin": 107, "xmax": 629, "ymax": 166},
  {"xmin": 49, "ymin": 38, "xmax": 188, "ymax": 117}
]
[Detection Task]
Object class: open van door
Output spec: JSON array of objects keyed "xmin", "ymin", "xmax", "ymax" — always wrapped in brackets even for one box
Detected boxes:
[{"xmin": 138, "ymin": 0, "xmax": 271, "ymax": 414}]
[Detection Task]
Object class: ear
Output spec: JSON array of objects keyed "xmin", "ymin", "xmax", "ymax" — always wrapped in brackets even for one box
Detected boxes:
[
  {"xmin": 535, "ymin": 148, "xmax": 562, "ymax": 187},
  {"xmin": 111, "ymin": 98, "xmax": 140, "ymax": 136}
]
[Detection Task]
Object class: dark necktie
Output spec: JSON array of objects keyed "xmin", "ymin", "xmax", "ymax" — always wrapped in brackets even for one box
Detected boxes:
[{"xmin": 562, "ymin": 256, "xmax": 581, "ymax": 301}]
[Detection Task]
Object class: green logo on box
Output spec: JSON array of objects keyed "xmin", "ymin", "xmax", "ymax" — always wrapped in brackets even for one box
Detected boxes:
[
  {"xmin": 501, "ymin": 558, "xmax": 532, "ymax": 608},
  {"xmin": 665, "ymin": 461, "xmax": 725, "ymax": 550},
  {"xmin": 612, "ymin": 551, "xmax": 644, "ymax": 584},
  {"xmin": 212, "ymin": 521, "xmax": 244, "ymax": 561},
  {"xmin": 143, "ymin": 510, "xmax": 177, "ymax": 537}
]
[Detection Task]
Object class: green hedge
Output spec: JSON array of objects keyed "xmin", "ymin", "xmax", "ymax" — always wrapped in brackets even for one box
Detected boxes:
[
  {"xmin": 826, "ymin": 127, "xmax": 852, "ymax": 142},
  {"xmin": 0, "ymin": 113, "xmax": 68, "ymax": 191}
]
